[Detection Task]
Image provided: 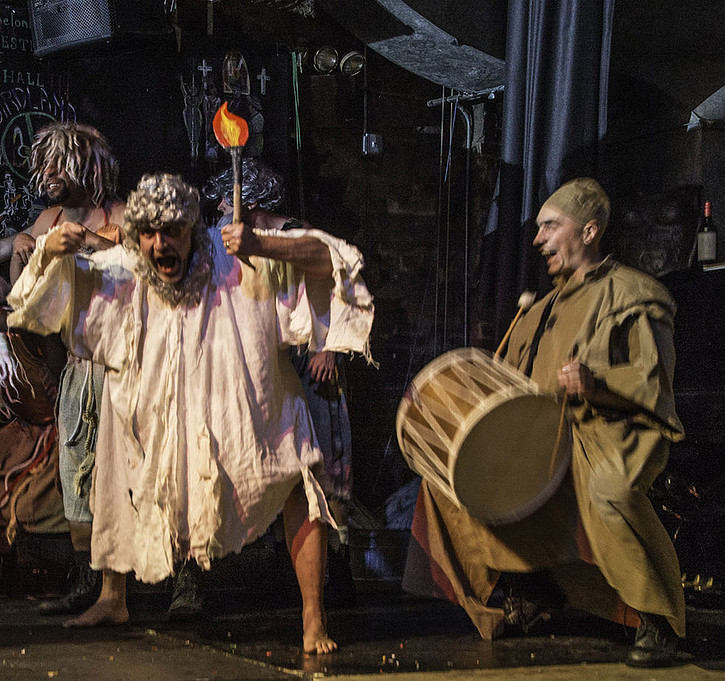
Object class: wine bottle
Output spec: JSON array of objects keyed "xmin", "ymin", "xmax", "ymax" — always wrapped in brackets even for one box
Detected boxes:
[{"xmin": 697, "ymin": 200, "xmax": 717, "ymax": 263}]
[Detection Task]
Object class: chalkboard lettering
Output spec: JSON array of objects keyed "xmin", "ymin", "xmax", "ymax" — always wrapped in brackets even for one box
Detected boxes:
[
  {"xmin": 3, "ymin": 70, "xmax": 44, "ymax": 87},
  {"xmin": 0, "ymin": 35, "xmax": 31, "ymax": 51}
]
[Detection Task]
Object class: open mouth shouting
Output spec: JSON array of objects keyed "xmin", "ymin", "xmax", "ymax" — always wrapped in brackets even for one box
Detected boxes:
[
  {"xmin": 152, "ymin": 251, "xmax": 184, "ymax": 284},
  {"xmin": 138, "ymin": 220, "xmax": 193, "ymax": 288}
]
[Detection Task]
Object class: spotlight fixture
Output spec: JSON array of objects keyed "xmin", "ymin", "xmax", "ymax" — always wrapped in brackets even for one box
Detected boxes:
[
  {"xmin": 313, "ymin": 47, "xmax": 339, "ymax": 74},
  {"xmin": 340, "ymin": 50, "xmax": 365, "ymax": 77}
]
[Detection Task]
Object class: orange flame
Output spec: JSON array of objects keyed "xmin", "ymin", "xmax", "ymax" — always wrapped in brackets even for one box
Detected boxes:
[{"xmin": 213, "ymin": 102, "xmax": 249, "ymax": 148}]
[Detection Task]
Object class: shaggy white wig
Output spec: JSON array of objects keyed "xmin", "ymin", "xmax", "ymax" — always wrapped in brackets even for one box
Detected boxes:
[
  {"xmin": 30, "ymin": 122, "xmax": 119, "ymax": 208},
  {"xmin": 124, "ymin": 174, "xmax": 213, "ymax": 307}
]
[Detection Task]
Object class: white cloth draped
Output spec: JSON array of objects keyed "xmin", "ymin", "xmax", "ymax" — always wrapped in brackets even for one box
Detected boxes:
[{"xmin": 8, "ymin": 228, "xmax": 374, "ymax": 582}]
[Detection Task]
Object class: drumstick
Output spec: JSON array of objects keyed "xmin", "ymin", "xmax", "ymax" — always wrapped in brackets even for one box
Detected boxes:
[
  {"xmin": 494, "ymin": 291, "xmax": 536, "ymax": 359},
  {"xmin": 549, "ymin": 346, "xmax": 579, "ymax": 478},
  {"xmin": 549, "ymin": 394, "xmax": 568, "ymax": 479}
]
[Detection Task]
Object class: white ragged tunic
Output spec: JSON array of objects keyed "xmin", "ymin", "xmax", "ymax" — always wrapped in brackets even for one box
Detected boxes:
[{"xmin": 8, "ymin": 228, "xmax": 374, "ymax": 583}]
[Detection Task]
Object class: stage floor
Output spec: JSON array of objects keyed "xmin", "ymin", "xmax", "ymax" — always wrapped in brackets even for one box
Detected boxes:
[{"xmin": 0, "ymin": 581, "xmax": 723, "ymax": 680}]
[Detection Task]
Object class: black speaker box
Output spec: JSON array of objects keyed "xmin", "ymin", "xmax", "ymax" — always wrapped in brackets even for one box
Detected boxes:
[{"xmin": 28, "ymin": 0, "xmax": 170, "ymax": 57}]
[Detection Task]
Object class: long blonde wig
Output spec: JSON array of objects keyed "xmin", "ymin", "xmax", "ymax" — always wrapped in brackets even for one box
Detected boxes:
[{"xmin": 30, "ymin": 122, "xmax": 119, "ymax": 208}]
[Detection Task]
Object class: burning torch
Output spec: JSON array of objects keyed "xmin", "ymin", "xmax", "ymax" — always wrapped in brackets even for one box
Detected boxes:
[{"xmin": 213, "ymin": 102, "xmax": 254, "ymax": 268}]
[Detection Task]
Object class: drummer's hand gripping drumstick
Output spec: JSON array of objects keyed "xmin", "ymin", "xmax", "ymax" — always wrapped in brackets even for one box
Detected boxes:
[{"xmin": 494, "ymin": 290, "xmax": 536, "ymax": 359}]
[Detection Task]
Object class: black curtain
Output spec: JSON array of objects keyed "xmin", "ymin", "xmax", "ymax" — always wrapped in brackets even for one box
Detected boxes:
[{"xmin": 476, "ymin": 0, "xmax": 614, "ymax": 348}]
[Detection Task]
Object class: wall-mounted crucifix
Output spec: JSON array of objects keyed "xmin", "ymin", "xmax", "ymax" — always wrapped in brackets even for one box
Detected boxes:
[
  {"xmin": 198, "ymin": 59, "xmax": 213, "ymax": 80},
  {"xmin": 256, "ymin": 67, "xmax": 270, "ymax": 95}
]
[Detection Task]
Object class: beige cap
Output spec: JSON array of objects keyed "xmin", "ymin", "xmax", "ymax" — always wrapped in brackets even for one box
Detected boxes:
[{"xmin": 543, "ymin": 177, "xmax": 610, "ymax": 232}]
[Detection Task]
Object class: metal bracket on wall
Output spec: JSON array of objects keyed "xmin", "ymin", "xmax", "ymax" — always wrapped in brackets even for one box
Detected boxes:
[{"xmin": 362, "ymin": 132, "xmax": 383, "ymax": 157}]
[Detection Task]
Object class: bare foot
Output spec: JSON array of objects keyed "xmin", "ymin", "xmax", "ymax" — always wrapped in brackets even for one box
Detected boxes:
[
  {"xmin": 304, "ymin": 628, "xmax": 337, "ymax": 655},
  {"xmin": 303, "ymin": 611, "xmax": 337, "ymax": 654},
  {"xmin": 63, "ymin": 599, "xmax": 129, "ymax": 628}
]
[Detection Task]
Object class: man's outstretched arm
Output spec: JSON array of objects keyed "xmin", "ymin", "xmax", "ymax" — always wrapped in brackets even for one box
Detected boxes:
[{"xmin": 220, "ymin": 221, "xmax": 333, "ymax": 279}]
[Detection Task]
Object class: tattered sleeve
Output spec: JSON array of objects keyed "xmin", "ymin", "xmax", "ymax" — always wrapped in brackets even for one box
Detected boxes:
[
  {"xmin": 7, "ymin": 233, "xmax": 128, "ymax": 372},
  {"xmin": 261, "ymin": 227, "xmax": 375, "ymax": 362}
]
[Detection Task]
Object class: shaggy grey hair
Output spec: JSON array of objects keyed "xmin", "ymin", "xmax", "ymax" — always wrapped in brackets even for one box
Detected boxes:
[
  {"xmin": 203, "ymin": 158, "xmax": 284, "ymax": 211},
  {"xmin": 30, "ymin": 122, "xmax": 119, "ymax": 208},
  {"xmin": 123, "ymin": 174, "xmax": 213, "ymax": 307},
  {"xmin": 124, "ymin": 173, "xmax": 201, "ymax": 242}
]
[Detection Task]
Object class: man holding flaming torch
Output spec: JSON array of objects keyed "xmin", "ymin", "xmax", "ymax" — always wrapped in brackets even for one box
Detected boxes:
[{"xmin": 7, "ymin": 171, "xmax": 374, "ymax": 654}]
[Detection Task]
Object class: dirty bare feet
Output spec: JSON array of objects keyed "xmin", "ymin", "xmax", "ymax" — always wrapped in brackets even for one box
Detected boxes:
[
  {"xmin": 63, "ymin": 597, "xmax": 129, "ymax": 628},
  {"xmin": 63, "ymin": 569, "xmax": 129, "ymax": 628},
  {"xmin": 303, "ymin": 610, "xmax": 337, "ymax": 654}
]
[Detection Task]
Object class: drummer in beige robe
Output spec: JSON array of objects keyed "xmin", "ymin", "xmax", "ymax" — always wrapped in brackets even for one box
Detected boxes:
[{"xmin": 403, "ymin": 178, "xmax": 685, "ymax": 668}]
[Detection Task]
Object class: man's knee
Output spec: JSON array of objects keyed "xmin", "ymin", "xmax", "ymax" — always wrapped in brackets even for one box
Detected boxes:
[{"xmin": 588, "ymin": 463, "xmax": 639, "ymax": 516}]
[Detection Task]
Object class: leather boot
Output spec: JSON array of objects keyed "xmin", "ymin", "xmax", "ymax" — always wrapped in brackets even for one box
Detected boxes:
[
  {"xmin": 37, "ymin": 551, "xmax": 101, "ymax": 615},
  {"xmin": 167, "ymin": 560, "xmax": 205, "ymax": 621},
  {"xmin": 502, "ymin": 586, "xmax": 553, "ymax": 634},
  {"xmin": 501, "ymin": 571, "xmax": 563, "ymax": 635},
  {"xmin": 626, "ymin": 612, "xmax": 679, "ymax": 667}
]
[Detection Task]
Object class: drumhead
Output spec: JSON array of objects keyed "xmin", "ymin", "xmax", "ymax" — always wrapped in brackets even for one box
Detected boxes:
[{"xmin": 452, "ymin": 391, "xmax": 569, "ymax": 526}]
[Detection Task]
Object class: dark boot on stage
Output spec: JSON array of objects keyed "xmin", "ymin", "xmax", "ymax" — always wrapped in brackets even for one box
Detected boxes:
[
  {"xmin": 325, "ymin": 543, "xmax": 356, "ymax": 608},
  {"xmin": 503, "ymin": 587, "xmax": 553, "ymax": 634},
  {"xmin": 502, "ymin": 571, "xmax": 564, "ymax": 635},
  {"xmin": 626, "ymin": 612, "xmax": 679, "ymax": 667},
  {"xmin": 37, "ymin": 551, "xmax": 101, "ymax": 615},
  {"xmin": 167, "ymin": 560, "xmax": 205, "ymax": 621}
]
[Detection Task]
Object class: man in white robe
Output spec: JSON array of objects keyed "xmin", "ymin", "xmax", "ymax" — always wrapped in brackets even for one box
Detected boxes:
[{"xmin": 8, "ymin": 174, "xmax": 374, "ymax": 653}]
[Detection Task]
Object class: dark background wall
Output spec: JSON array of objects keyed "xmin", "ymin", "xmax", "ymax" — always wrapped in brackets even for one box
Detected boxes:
[
  {"xmin": 604, "ymin": 0, "xmax": 725, "ymax": 518},
  {"xmin": 606, "ymin": 1, "xmax": 725, "ymax": 205}
]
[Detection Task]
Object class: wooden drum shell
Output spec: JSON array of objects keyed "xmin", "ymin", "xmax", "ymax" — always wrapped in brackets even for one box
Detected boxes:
[{"xmin": 396, "ymin": 347, "xmax": 570, "ymax": 526}]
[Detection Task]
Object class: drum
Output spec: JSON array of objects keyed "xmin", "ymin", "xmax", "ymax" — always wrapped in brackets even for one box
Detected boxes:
[{"xmin": 396, "ymin": 347, "xmax": 570, "ymax": 526}]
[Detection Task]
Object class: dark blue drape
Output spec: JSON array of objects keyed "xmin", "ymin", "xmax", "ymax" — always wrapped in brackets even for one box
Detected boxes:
[{"xmin": 478, "ymin": 0, "xmax": 614, "ymax": 346}]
